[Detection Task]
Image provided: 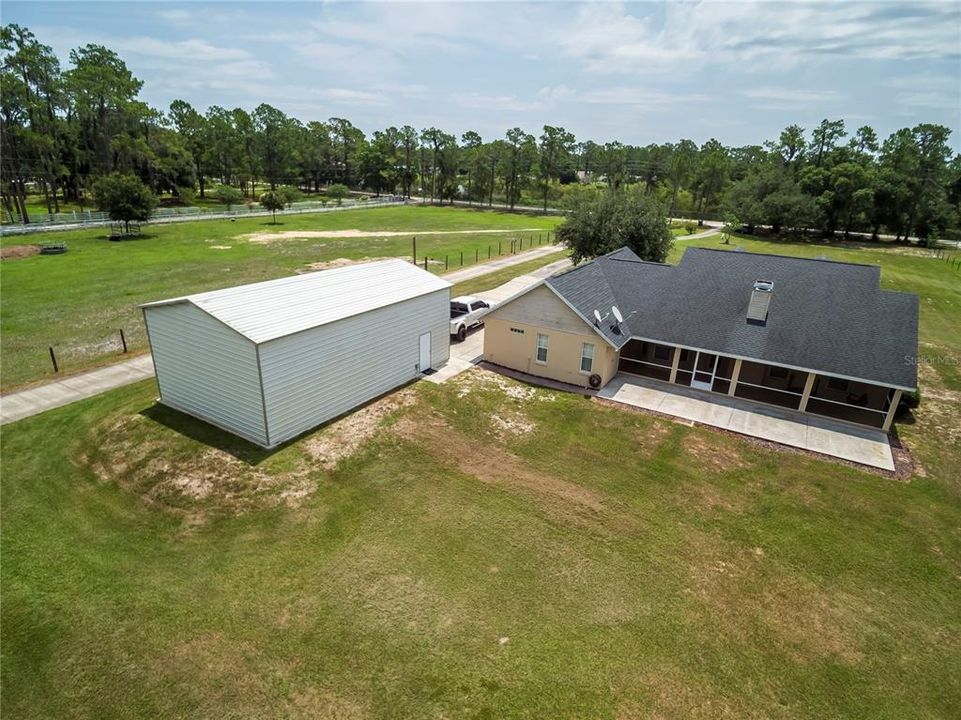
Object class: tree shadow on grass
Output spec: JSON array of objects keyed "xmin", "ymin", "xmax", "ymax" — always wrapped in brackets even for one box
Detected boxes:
[{"xmin": 104, "ymin": 232, "xmax": 159, "ymax": 242}]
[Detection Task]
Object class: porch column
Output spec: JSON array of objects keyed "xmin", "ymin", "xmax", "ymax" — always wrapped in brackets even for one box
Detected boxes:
[
  {"xmin": 668, "ymin": 347, "xmax": 681, "ymax": 384},
  {"xmin": 882, "ymin": 390, "xmax": 903, "ymax": 433},
  {"xmin": 727, "ymin": 359, "xmax": 742, "ymax": 396},
  {"xmin": 798, "ymin": 372, "xmax": 816, "ymax": 413}
]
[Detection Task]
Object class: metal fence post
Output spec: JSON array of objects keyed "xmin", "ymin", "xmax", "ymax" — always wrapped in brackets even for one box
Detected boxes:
[
  {"xmin": 445, "ymin": 255, "xmax": 449, "ymax": 270},
  {"xmin": 119, "ymin": 329, "xmax": 127, "ymax": 353},
  {"xmin": 460, "ymin": 250, "xmax": 464, "ymax": 266},
  {"xmin": 49, "ymin": 346, "xmax": 59, "ymax": 373},
  {"xmin": 412, "ymin": 236, "xmax": 417, "ymax": 264},
  {"xmin": 424, "ymin": 257, "xmax": 428, "ymax": 271}
]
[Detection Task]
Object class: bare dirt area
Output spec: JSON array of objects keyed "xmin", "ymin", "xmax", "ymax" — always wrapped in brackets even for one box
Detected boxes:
[
  {"xmin": 297, "ymin": 256, "xmax": 445, "ymax": 273},
  {"xmin": 242, "ymin": 228, "xmax": 541, "ymax": 244},
  {"xmin": 86, "ymin": 414, "xmax": 318, "ymax": 529},
  {"xmin": 1, "ymin": 244, "xmax": 39, "ymax": 260},
  {"xmin": 303, "ymin": 388, "xmax": 417, "ymax": 470}
]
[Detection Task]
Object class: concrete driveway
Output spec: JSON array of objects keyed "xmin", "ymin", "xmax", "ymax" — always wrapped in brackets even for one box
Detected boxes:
[{"xmin": 598, "ymin": 374, "xmax": 895, "ymax": 471}]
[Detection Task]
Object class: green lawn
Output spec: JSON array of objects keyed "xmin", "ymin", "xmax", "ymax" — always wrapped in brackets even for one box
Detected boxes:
[
  {"xmin": 2, "ymin": 365, "xmax": 959, "ymax": 718},
  {"xmin": 1, "ymin": 205, "xmax": 559, "ymax": 389},
  {"xmin": 450, "ymin": 249, "xmax": 569, "ymax": 298},
  {"xmin": 3, "ymin": 225, "xmax": 960, "ymax": 718}
]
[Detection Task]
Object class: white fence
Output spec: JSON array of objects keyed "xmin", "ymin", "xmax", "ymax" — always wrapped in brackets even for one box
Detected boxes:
[{"xmin": 0, "ymin": 195, "xmax": 408, "ymax": 236}]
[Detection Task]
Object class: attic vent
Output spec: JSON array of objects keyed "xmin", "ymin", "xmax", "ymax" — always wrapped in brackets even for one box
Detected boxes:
[{"xmin": 747, "ymin": 279, "xmax": 773, "ymax": 323}]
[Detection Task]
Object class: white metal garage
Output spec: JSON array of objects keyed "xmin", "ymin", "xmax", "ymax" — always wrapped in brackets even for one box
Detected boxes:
[{"xmin": 141, "ymin": 259, "xmax": 451, "ymax": 448}]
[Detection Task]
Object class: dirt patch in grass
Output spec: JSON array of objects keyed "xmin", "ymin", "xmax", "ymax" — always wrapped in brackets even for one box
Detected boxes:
[
  {"xmin": 0, "ymin": 244, "xmax": 39, "ymax": 260},
  {"xmin": 682, "ymin": 432, "xmax": 748, "ymax": 472},
  {"xmin": 242, "ymin": 228, "xmax": 542, "ymax": 243},
  {"xmin": 391, "ymin": 411, "xmax": 637, "ymax": 535},
  {"xmin": 303, "ymin": 389, "xmax": 416, "ymax": 470},
  {"xmin": 684, "ymin": 528, "xmax": 865, "ymax": 665},
  {"xmin": 86, "ymin": 414, "xmax": 316, "ymax": 523},
  {"xmin": 454, "ymin": 367, "xmax": 557, "ymax": 402}
]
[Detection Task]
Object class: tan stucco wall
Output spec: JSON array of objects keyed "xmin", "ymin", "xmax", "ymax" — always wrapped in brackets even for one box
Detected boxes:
[{"xmin": 483, "ymin": 285, "xmax": 618, "ymax": 387}]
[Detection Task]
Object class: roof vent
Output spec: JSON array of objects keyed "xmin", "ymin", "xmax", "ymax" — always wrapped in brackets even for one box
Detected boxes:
[{"xmin": 747, "ymin": 279, "xmax": 773, "ymax": 323}]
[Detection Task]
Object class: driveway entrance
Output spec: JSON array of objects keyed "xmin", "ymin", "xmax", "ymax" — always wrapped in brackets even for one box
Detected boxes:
[{"xmin": 598, "ymin": 374, "xmax": 895, "ymax": 471}]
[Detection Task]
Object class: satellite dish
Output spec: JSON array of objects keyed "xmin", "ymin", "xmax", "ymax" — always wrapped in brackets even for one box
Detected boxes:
[
  {"xmin": 593, "ymin": 309, "xmax": 603, "ymax": 325},
  {"xmin": 612, "ymin": 306, "xmax": 624, "ymax": 323}
]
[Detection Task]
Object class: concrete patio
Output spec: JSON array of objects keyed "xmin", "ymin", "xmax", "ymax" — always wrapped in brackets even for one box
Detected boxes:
[{"xmin": 598, "ymin": 374, "xmax": 895, "ymax": 471}]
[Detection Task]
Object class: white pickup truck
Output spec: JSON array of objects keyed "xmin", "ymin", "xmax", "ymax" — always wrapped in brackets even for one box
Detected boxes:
[{"xmin": 449, "ymin": 296, "xmax": 491, "ymax": 342}]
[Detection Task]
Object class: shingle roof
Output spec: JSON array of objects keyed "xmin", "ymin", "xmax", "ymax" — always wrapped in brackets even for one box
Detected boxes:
[
  {"xmin": 546, "ymin": 247, "xmax": 919, "ymax": 390},
  {"xmin": 141, "ymin": 259, "xmax": 451, "ymax": 344}
]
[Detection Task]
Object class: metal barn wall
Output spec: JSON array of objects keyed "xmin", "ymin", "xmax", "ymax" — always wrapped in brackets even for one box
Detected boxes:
[
  {"xmin": 258, "ymin": 288, "xmax": 450, "ymax": 446},
  {"xmin": 144, "ymin": 303, "xmax": 268, "ymax": 446}
]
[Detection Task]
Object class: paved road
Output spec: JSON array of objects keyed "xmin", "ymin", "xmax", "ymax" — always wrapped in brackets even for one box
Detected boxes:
[{"xmin": 0, "ymin": 245, "xmax": 572, "ymax": 424}]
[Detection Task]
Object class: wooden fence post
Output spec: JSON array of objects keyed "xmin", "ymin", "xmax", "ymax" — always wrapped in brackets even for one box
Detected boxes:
[
  {"xmin": 412, "ymin": 236, "xmax": 417, "ymax": 263},
  {"xmin": 423, "ymin": 257, "xmax": 428, "ymax": 271}
]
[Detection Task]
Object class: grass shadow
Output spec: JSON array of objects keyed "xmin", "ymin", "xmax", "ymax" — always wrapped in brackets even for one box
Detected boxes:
[
  {"xmin": 104, "ymin": 232, "xmax": 160, "ymax": 243},
  {"xmin": 138, "ymin": 376, "xmax": 423, "ymax": 466},
  {"xmin": 139, "ymin": 403, "xmax": 280, "ymax": 465}
]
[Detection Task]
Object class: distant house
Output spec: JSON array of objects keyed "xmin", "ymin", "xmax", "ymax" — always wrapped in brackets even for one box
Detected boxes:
[
  {"xmin": 483, "ymin": 247, "xmax": 919, "ymax": 431},
  {"xmin": 142, "ymin": 260, "xmax": 451, "ymax": 448}
]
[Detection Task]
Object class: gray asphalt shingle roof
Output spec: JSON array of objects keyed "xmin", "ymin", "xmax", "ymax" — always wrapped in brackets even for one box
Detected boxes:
[{"xmin": 546, "ymin": 247, "xmax": 919, "ymax": 390}]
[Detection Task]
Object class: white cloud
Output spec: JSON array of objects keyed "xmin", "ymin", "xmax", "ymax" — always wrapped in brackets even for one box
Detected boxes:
[
  {"xmin": 157, "ymin": 9, "xmax": 192, "ymax": 25},
  {"xmin": 453, "ymin": 93, "xmax": 543, "ymax": 112},
  {"xmin": 743, "ymin": 88, "xmax": 840, "ymax": 104},
  {"xmin": 556, "ymin": 1, "xmax": 961, "ymax": 74},
  {"xmin": 316, "ymin": 88, "xmax": 388, "ymax": 106}
]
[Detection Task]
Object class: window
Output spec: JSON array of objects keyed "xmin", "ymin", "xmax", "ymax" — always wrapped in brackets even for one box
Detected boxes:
[
  {"xmin": 536, "ymin": 334, "xmax": 549, "ymax": 363},
  {"xmin": 510, "ymin": 327, "xmax": 525, "ymax": 335},
  {"xmin": 471, "ymin": 301, "xmax": 487, "ymax": 311},
  {"xmin": 580, "ymin": 343, "xmax": 595, "ymax": 373}
]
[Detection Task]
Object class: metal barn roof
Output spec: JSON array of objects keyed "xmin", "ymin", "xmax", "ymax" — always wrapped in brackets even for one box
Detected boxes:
[{"xmin": 141, "ymin": 259, "xmax": 452, "ymax": 344}]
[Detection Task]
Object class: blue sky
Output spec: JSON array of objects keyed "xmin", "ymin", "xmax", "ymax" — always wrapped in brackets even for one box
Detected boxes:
[{"xmin": 6, "ymin": 1, "xmax": 961, "ymax": 149}]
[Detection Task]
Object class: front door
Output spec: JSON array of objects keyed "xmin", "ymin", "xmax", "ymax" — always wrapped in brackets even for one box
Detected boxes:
[
  {"xmin": 418, "ymin": 332, "xmax": 432, "ymax": 372},
  {"xmin": 690, "ymin": 351, "xmax": 718, "ymax": 391}
]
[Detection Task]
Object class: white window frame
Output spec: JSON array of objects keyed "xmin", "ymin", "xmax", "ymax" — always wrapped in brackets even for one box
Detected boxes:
[
  {"xmin": 580, "ymin": 342, "xmax": 595, "ymax": 374},
  {"xmin": 535, "ymin": 333, "xmax": 549, "ymax": 364}
]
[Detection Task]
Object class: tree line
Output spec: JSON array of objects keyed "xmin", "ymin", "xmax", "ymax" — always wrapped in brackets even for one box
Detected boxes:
[{"xmin": 2, "ymin": 24, "xmax": 959, "ymax": 241}]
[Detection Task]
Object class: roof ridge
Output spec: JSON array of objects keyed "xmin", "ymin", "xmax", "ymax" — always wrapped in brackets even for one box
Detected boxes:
[{"xmin": 684, "ymin": 246, "xmax": 879, "ymax": 270}]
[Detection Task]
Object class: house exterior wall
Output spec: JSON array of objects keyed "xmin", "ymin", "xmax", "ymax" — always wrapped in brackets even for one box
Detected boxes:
[
  {"xmin": 258, "ymin": 288, "xmax": 450, "ymax": 446},
  {"xmin": 144, "ymin": 302, "xmax": 268, "ymax": 446},
  {"xmin": 483, "ymin": 285, "xmax": 618, "ymax": 387}
]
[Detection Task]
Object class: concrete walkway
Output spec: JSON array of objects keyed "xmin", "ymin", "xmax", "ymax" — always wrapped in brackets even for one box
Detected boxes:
[
  {"xmin": 1, "ymin": 245, "xmax": 571, "ymax": 424},
  {"xmin": 442, "ymin": 244, "xmax": 563, "ymax": 284},
  {"xmin": 598, "ymin": 374, "xmax": 895, "ymax": 471},
  {"xmin": 0, "ymin": 355, "xmax": 155, "ymax": 425}
]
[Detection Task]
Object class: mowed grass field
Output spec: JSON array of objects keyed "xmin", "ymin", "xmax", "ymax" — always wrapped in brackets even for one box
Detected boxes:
[
  {"xmin": 2, "ymin": 228, "xmax": 960, "ymax": 717},
  {"xmin": 0, "ymin": 205, "xmax": 560, "ymax": 389}
]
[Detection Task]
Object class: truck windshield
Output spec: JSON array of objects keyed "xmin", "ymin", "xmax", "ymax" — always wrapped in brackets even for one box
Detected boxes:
[{"xmin": 450, "ymin": 302, "xmax": 469, "ymax": 318}]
